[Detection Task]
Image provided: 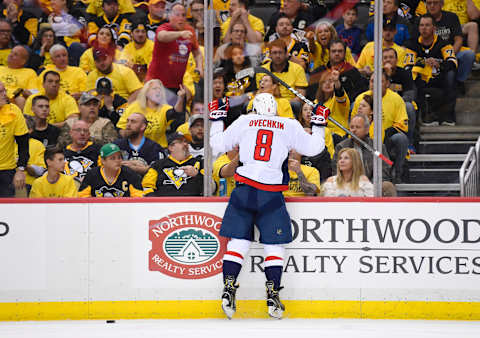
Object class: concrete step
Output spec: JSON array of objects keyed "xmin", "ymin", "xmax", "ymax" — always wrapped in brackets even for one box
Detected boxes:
[
  {"xmin": 465, "ymin": 80, "xmax": 480, "ymax": 97},
  {"xmin": 408, "ymin": 154, "xmax": 466, "ymax": 162},
  {"xmin": 408, "ymin": 154, "xmax": 466, "ymax": 169},
  {"xmin": 408, "ymin": 168, "xmax": 459, "ymax": 184},
  {"xmin": 418, "ymin": 140, "xmax": 475, "ymax": 154},
  {"xmin": 420, "ymin": 125, "xmax": 480, "ymax": 134},
  {"xmin": 420, "ymin": 133, "xmax": 480, "ymax": 141},
  {"xmin": 455, "ymin": 98, "xmax": 480, "ymax": 125},
  {"xmin": 419, "ymin": 126, "xmax": 480, "ymax": 141},
  {"xmin": 396, "ymin": 183, "xmax": 460, "ymax": 197}
]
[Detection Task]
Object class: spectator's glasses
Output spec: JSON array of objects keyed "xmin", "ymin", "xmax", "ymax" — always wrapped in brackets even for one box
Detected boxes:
[{"xmin": 232, "ymin": 29, "xmax": 246, "ymax": 34}]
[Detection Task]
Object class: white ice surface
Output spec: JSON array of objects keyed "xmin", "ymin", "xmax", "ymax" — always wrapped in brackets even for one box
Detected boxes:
[{"xmin": 1, "ymin": 319, "xmax": 480, "ymax": 338}]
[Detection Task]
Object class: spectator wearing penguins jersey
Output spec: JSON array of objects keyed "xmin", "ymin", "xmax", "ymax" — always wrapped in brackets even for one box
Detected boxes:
[
  {"xmin": 114, "ymin": 112, "xmax": 166, "ymax": 175},
  {"xmin": 78, "ymin": 143, "xmax": 144, "ymax": 197},
  {"xmin": 63, "ymin": 120, "xmax": 101, "ymax": 184},
  {"xmin": 142, "ymin": 132, "xmax": 205, "ymax": 196}
]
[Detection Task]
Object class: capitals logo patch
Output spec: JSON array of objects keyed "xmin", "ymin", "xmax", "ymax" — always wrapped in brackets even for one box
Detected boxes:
[{"xmin": 149, "ymin": 211, "xmax": 227, "ymax": 279}]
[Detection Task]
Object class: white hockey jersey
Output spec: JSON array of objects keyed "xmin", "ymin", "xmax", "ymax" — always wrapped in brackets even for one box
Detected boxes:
[{"xmin": 210, "ymin": 114, "xmax": 325, "ymax": 191}]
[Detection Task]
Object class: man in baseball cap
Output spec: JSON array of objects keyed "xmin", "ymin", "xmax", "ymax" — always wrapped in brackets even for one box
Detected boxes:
[
  {"xmin": 142, "ymin": 131, "xmax": 205, "ymax": 196},
  {"xmin": 96, "ymin": 77, "xmax": 113, "ymax": 95},
  {"xmin": 188, "ymin": 114, "xmax": 204, "ymax": 158},
  {"xmin": 79, "ymin": 92, "xmax": 101, "ymax": 105},
  {"xmin": 78, "ymin": 142, "xmax": 144, "ymax": 197}
]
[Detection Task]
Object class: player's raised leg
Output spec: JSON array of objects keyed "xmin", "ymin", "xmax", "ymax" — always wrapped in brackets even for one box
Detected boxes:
[
  {"xmin": 264, "ymin": 244, "xmax": 286, "ymax": 319},
  {"xmin": 221, "ymin": 238, "xmax": 251, "ymax": 319}
]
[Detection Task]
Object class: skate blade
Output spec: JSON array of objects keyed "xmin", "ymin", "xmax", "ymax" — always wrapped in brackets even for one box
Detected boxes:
[
  {"xmin": 268, "ymin": 306, "xmax": 283, "ymax": 319},
  {"xmin": 222, "ymin": 298, "xmax": 235, "ymax": 319}
]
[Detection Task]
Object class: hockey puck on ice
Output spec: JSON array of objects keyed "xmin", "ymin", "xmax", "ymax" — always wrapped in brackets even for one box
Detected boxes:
[{"xmin": 106, "ymin": 320, "xmax": 115, "ymax": 323}]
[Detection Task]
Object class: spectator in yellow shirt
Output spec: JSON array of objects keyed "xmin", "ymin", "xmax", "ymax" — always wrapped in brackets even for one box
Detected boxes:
[
  {"xmin": 24, "ymin": 71, "xmax": 79, "ymax": 127},
  {"xmin": 356, "ymin": 19, "xmax": 406, "ymax": 78},
  {"xmin": 117, "ymin": 79, "xmax": 187, "ymax": 147},
  {"xmin": 351, "ymin": 71, "xmax": 409, "ymax": 183},
  {"xmin": 0, "ymin": 19, "xmax": 13, "ymax": 66},
  {"xmin": 315, "ymin": 69, "xmax": 350, "ymax": 145},
  {"xmin": 212, "ymin": 146, "xmax": 239, "ymax": 197},
  {"xmin": 221, "ymin": 0, "xmax": 264, "ymax": 43},
  {"xmin": 30, "ymin": 146, "xmax": 78, "ymax": 198},
  {"xmin": 118, "ymin": 22, "xmax": 154, "ymax": 82},
  {"xmin": 283, "ymin": 150, "xmax": 320, "ymax": 197},
  {"xmin": 256, "ymin": 39, "xmax": 308, "ymax": 118},
  {"xmin": 0, "ymin": 45, "xmax": 37, "ymax": 109},
  {"xmin": 38, "ymin": 44, "xmax": 87, "ymax": 101},
  {"xmin": 298, "ymin": 102, "xmax": 335, "ymax": 182},
  {"xmin": 442, "ymin": 0, "xmax": 480, "ymax": 70},
  {"xmin": 86, "ymin": 47, "xmax": 143, "ymax": 102},
  {"xmin": 247, "ymin": 74, "xmax": 295, "ymax": 118},
  {"xmin": 0, "ymin": 81, "xmax": 29, "ymax": 197}
]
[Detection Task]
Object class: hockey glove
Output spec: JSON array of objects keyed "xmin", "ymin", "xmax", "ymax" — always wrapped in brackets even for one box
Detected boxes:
[
  {"xmin": 311, "ymin": 104, "xmax": 330, "ymax": 127},
  {"xmin": 208, "ymin": 97, "xmax": 229, "ymax": 121}
]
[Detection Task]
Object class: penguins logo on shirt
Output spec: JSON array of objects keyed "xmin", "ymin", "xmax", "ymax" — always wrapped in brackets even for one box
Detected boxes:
[
  {"xmin": 64, "ymin": 156, "xmax": 94, "ymax": 180},
  {"xmin": 95, "ymin": 185, "xmax": 125, "ymax": 197},
  {"xmin": 163, "ymin": 167, "xmax": 190, "ymax": 189}
]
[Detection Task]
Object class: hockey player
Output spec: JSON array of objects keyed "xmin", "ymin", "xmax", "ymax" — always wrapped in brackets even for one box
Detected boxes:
[{"xmin": 209, "ymin": 93, "xmax": 329, "ymax": 319}]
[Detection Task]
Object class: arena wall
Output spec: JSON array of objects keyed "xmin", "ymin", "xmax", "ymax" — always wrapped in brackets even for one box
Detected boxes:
[{"xmin": 1, "ymin": 197, "xmax": 480, "ymax": 321}]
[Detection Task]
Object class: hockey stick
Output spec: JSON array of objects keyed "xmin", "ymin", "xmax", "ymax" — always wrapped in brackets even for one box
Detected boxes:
[{"xmin": 239, "ymin": 66, "xmax": 393, "ymax": 166}]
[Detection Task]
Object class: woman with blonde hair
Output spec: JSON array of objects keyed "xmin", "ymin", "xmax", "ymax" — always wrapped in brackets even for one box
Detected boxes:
[
  {"xmin": 116, "ymin": 79, "xmax": 187, "ymax": 147},
  {"xmin": 321, "ymin": 147, "xmax": 373, "ymax": 197},
  {"xmin": 246, "ymin": 74, "xmax": 295, "ymax": 118},
  {"xmin": 308, "ymin": 21, "xmax": 356, "ymax": 72},
  {"xmin": 315, "ymin": 69, "xmax": 350, "ymax": 145}
]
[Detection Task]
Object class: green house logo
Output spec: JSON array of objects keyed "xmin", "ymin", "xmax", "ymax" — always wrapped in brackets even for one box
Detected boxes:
[{"xmin": 163, "ymin": 227, "xmax": 220, "ymax": 265}]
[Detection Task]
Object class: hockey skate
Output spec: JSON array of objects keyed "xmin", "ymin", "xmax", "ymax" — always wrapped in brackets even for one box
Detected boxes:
[
  {"xmin": 266, "ymin": 281, "xmax": 285, "ymax": 319},
  {"xmin": 221, "ymin": 275, "xmax": 238, "ymax": 319}
]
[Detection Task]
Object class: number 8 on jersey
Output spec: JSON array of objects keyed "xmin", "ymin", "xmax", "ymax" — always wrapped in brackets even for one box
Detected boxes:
[{"xmin": 254, "ymin": 129, "xmax": 273, "ymax": 161}]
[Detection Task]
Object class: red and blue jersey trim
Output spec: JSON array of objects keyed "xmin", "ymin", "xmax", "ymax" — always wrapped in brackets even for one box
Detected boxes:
[{"xmin": 234, "ymin": 173, "xmax": 288, "ymax": 192}]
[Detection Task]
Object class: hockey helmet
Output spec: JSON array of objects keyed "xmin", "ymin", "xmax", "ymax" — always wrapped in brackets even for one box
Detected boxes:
[{"xmin": 252, "ymin": 93, "xmax": 277, "ymax": 116}]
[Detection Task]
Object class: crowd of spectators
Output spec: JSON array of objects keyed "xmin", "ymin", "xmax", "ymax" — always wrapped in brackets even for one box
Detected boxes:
[{"xmin": 0, "ymin": 0, "xmax": 479, "ymax": 198}]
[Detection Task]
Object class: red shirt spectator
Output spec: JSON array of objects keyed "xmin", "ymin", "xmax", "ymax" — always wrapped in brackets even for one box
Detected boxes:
[{"xmin": 146, "ymin": 3, "xmax": 203, "ymax": 90}]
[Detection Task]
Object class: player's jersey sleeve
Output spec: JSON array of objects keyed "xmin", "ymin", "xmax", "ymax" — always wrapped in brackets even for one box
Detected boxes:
[
  {"xmin": 210, "ymin": 117, "xmax": 244, "ymax": 156},
  {"xmin": 288, "ymin": 120, "xmax": 326, "ymax": 157}
]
